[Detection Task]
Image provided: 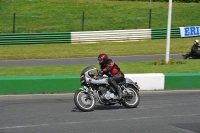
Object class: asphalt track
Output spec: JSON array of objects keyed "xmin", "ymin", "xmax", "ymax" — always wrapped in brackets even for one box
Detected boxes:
[
  {"xmin": 0, "ymin": 90, "xmax": 200, "ymax": 133},
  {"xmin": 0, "ymin": 54, "xmax": 183, "ymax": 66}
]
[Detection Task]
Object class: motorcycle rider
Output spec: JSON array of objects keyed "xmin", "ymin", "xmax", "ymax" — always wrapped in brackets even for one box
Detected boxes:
[
  {"xmin": 97, "ymin": 53, "xmax": 124, "ymax": 100},
  {"xmin": 190, "ymin": 39, "xmax": 200, "ymax": 56}
]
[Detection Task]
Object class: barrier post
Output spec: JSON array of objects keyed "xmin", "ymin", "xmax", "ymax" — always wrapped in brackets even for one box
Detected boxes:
[
  {"xmin": 82, "ymin": 11, "xmax": 84, "ymax": 31},
  {"xmin": 13, "ymin": 13, "xmax": 16, "ymax": 33}
]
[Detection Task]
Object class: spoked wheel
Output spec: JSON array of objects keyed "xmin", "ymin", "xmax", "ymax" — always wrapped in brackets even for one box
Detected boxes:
[
  {"xmin": 74, "ymin": 89, "xmax": 96, "ymax": 112},
  {"xmin": 122, "ymin": 86, "xmax": 140, "ymax": 108}
]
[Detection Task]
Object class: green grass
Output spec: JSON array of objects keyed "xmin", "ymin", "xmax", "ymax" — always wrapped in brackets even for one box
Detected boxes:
[
  {"xmin": 0, "ymin": 60, "xmax": 199, "ymax": 76},
  {"xmin": 0, "ymin": 0, "xmax": 200, "ymax": 33}
]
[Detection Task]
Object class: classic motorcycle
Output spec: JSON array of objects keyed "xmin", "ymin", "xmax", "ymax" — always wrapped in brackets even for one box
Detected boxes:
[
  {"xmin": 182, "ymin": 52, "xmax": 200, "ymax": 59},
  {"xmin": 74, "ymin": 65, "xmax": 140, "ymax": 112}
]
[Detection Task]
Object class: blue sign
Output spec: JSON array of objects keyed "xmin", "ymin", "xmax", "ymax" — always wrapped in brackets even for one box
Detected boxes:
[{"xmin": 180, "ymin": 26, "xmax": 200, "ymax": 37}]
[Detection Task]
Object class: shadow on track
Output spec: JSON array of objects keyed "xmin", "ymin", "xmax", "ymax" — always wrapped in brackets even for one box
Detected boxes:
[{"xmin": 71, "ymin": 105, "xmax": 130, "ymax": 112}]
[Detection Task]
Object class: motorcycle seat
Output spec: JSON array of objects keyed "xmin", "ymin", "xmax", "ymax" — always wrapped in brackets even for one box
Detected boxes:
[{"xmin": 118, "ymin": 80, "xmax": 126, "ymax": 85}]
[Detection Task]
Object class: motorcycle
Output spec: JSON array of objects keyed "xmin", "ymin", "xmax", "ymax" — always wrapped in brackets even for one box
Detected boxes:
[
  {"xmin": 182, "ymin": 52, "xmax": 200, "ymax": 59},
  {"xmin": 74, "ymin": 65, "xmax": 140, "ymax": 112}
]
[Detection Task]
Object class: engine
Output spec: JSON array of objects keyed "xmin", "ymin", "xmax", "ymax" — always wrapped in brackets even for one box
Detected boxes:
[
  {"xmin": 98, "ymin": 85, "xmax": 117, "ymax": 100},
  {"xmin": 104, "ymin": 91, "xmax": 115, "ymax": 100},
  {"xmin": 98, "ymin": 86, "xmax": 107, "ymax": 95}
]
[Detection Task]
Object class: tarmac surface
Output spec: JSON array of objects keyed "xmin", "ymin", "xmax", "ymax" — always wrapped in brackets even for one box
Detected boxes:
[
  {"xmin": 0, "ymin": 90, "xmax": 200, "ymax": 133},
  {"xmin": 0, "ymin": 54, "xmax": 183, "ymax": 66}
]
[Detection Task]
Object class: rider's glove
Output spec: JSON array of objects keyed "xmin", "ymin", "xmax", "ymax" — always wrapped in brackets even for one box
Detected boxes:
[{"xmin": 98, "ymin": 69, "xmax": 103, "ymax": 75}]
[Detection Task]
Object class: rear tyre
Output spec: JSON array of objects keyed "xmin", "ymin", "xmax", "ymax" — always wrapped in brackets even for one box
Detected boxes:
[{"xmin": 122, "ymin": 86, "xmax": 140, "ymax": 108}]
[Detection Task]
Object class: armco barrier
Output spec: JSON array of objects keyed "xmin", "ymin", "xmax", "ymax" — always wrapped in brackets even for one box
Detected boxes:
[
  {"xmin": 0, "ymin": 32, "xmax": 71, "ymax": 45},
  {"xmin": 151, "ymin": 27, "xmax": 181, "ymax": 39},
  {"xmin": 71, "ymin": 29, "xmax": 151, "ymax": 44},
  {"xmin": 0, "ymin": 27, "xmax": 183, "ymax": 45},
  {"xmin": 1, "ymin": 73, "xmax": 200, "ymax": 95}
]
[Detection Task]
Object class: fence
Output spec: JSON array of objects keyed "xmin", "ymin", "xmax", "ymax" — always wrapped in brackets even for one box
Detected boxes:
[{"xmin": 0, "ymin": 11, "xmax": 150, "ymax": 33}]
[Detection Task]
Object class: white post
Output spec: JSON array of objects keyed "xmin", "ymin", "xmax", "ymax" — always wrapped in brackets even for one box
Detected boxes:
[{"xmin": 165, "ymin": 0, "xmax": 172, "ymax": 63}]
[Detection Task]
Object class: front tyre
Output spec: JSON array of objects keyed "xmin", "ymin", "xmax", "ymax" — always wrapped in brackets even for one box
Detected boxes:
[
  {"xmin": 74, "ymin": 89, "xmax": 96, "ymax": 112},
  {"xmin": 122, "ymin": 86, "xmax": 140, "ymax": 108}
]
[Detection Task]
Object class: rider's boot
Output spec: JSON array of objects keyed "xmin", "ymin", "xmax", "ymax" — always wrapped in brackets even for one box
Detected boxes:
[
  {"xmin": 112, "ymin": 85, "xmax": 122, "ymax": 100},
  {"xmin": 117, "ymin": 89, "xmax": 122, "ymax": 100}
]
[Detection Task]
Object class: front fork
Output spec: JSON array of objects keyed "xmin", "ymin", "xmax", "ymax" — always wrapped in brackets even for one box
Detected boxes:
[{"xmin": 79, "ymin": 86, "xmax": 96, "ymax": 99}]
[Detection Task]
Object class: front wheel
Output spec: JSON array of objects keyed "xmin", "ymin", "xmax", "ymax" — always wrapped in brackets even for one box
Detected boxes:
[
  {"xmin": 74, "ymin": 89, "xmax": 96, "ymax": 112},
  {"xmin": 122, "ymin": 86, "xmax": 140, "ymax": 108}
]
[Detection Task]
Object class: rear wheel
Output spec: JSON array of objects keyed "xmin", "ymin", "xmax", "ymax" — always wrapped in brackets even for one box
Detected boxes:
[
  {"xmin": 122, "ymin": 86, "xmax": 140, "ymax": 108},
  {"xmin": 74, "ymin": 89, "xmax": 96, "ymax": 112}
]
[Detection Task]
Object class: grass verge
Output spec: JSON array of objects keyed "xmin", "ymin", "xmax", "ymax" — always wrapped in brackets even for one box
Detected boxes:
[{"xmin": 0, "ymin": 60, "xmax": 199, "ymax": 76}]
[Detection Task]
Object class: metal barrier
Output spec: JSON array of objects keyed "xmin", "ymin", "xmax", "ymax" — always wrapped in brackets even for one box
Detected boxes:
[
  {"xmin": 0, "ymin": 32, "xmax": 71, "ymax": 45},
  {"xmin": 151, "ymin": 27, "xmax": 181, "ymax": 39},
  {"xmin": 71, "ymin": 29, "xmax": 151, "ymax": 44},
  {"xmin": 0, "ymin": 27, "xmax": 182, "ymax": 45}
]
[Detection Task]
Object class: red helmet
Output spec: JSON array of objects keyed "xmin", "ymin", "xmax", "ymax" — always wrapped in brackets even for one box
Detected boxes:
[{"xmin": 98, "ymin": 53, "xmax": 108, "ymax": 64}]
